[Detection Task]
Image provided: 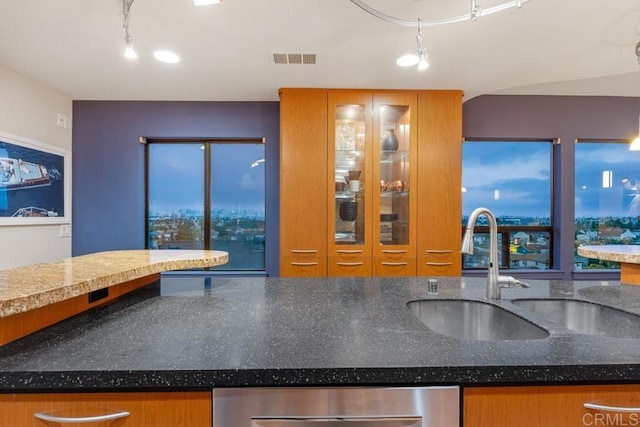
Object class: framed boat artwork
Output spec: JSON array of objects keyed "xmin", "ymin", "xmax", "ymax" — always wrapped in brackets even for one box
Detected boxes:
[{"xmin": 0, "ymin": 131, "xmax": 70, "ymax": 225}]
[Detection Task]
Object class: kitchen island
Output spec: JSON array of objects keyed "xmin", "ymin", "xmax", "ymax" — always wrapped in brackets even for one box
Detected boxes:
[
  {"xmin": 2, "ymin": 275, "xmax": 640, "ymax": 426},
  {"xmin": 1, "ymin": 275, "xmax": 639, "ymax": 390}
]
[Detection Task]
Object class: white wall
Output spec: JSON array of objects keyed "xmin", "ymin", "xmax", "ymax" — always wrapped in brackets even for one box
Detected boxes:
[{"xmin": 0, "ymin": 66, "xmax": 72, "ymax": 269}]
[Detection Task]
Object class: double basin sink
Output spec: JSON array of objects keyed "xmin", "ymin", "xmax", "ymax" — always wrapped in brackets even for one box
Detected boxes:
[{"xmin": 406, "ymin": 298, "xmax": 640, "ymax": 341}]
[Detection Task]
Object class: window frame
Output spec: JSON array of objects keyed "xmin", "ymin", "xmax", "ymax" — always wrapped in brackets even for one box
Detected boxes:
[
  {"xmin": 572, "ymin": 139, "xmax": 640, "ymax": 277},
  {"xmin": 461, "ymin": 138, "xmax": 556, "ymax": 273},
  {"xmin": 144, "ymin": 137, "xmax": 266, "ymax": 272}
]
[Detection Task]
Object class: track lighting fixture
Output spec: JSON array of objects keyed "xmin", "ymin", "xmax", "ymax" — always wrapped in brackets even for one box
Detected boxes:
[
  {"xmin": 396, "ymin": 19, "xmax": 429, "ymax": 71},
  {"xmin": 350, "ymin": 0, "xmax": 532, "ymax": 70},
  {"xmin": 122, "ymin": 0, "xmax": 137, "ymax": 60}
]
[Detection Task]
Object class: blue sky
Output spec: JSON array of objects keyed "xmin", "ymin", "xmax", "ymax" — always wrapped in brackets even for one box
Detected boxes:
[
  {"xmin": 148, "ymin": 143, "xmax": 265, "ymax": 215},
  {"xmin": 462, "ymin": 141, "xmax": 551, "ymax": 218},
  {"xmin": 463, "ymin": 141, "xmax": 640, "ymax": 219}
]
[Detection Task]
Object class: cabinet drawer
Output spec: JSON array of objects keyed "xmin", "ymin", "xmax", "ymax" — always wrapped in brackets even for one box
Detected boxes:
[
  {"xmin": 0, "ymin": 391, "xmax": 211, "ymax": 427},
  {"xmin": 464, "ymin": 385, "xmax": 640, "ymax": 427},
  {"xmin": 328, "ymin": 256, "xmax": 372, "ymax": 277},
  {"xmin": 281, "ymin": 257, "xmax": 327, "ymax": 277},
  {"xmin": 373, "ymin": 258, "xmax": 416, "ymax": 277},
  {"xmin": 418, "ymin": 249, "xmax": 459, "ymax": 276}
]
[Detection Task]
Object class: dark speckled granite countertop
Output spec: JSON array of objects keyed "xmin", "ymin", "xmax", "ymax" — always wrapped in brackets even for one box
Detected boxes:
[{"xmin": 1, "ymin": 276, "xmax": 640, "ymax": 391}]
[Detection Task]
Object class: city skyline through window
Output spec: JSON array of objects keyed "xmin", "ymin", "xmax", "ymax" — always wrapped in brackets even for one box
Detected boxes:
[{"xmin": 146, "ymin": 141, "xmax": 265, "ymax": 272}]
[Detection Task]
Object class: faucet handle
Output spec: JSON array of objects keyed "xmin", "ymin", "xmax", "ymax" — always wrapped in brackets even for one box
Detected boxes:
[{"xmin": 498, "ymin": 275, "xmax": 531, "ymax": 289}]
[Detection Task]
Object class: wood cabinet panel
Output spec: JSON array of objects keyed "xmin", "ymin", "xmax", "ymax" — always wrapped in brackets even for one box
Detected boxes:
[
  {"xmin": 416, "ymin": 90, "xmax": 463, "ymax": 276},
  {"xmin": 464, "ymin": 385, "xmax": 640, "ymax": 427},
  {"xmin": 279, "ymin": 88, "xmax": 328, "ymax": 277},
  {"xmin": 0, "ymin": 391, "xmax": 211, "ymax": 427}
]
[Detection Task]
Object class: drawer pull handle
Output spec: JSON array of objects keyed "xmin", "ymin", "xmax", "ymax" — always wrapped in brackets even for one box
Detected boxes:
[
  {"xmin": 381, "ymin": 250, "xmax": 408, "ymax": 254},
  {"xmin": 337, "ymin": 250, "xmax": 363, "ymax": 254},
  {"xmin": 337, "ymin": 262, "xmax": 364, "ymax": 266},
  {"xmin": 426, "ymin": 249, "xmax": 452, "ymax": 254},
  {"xmin": 291, "ymin": 262, "xmax": 318, "ymax": 266},
  {"xmin": 381, "ymin": 262, "xmax": 408, "ymax": 266},
  {"xmin": 291, "ymin": 249, "xmax": 318, "ymax": 254},
  {"xmin": 34, "ymin": 411, "xmax": 131, "ymax": 423},
  {"xmin": 426, "ymin": 262, "xmax": 453, "ymax": 266},
  {"xmin": 583, "ymin": 402, "xmax": 640, "ymax": 412}
]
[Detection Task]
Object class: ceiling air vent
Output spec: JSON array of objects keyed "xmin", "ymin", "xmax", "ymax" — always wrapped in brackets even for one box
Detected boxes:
[{"xmin": 272, "ymin": 53, "xmax": 316, "ymax": 65}]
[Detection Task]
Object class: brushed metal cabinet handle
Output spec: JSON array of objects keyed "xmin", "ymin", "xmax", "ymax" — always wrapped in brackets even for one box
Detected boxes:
[
  {"xmin": 583, "ymin": 402, "xmax": 640, "ymax": 412},
  {"xmin": 381, "ymin": 250, "xmax": 408, "ymax": 254},
  {"xmin": 337, "ymin": 262, "xmax": 364, "ymax": 266},
  {"xmin": 34, "ymin": 411, "xmax": 130, "ymax": 423},
  {"xmin": 336, "ymin": 250, "xmax": 363, "ymax": 254},
  {"xmin": 290, "ymin": 249, "xmax": 318, "ymax": 254},
  {"xmin": 381, "ymin": 262, "xmax": 408, "ymax": 266},
  {"xmin": 426, "ymin": 262, "xmax": 453, "ymax": 266},
  {"xmin": 291, "ymin": 262, "xmax": 319, "ymax": 266},
  {"xmin": 425, "ymin": 249, "xmax": 452, "ymax": 254}
]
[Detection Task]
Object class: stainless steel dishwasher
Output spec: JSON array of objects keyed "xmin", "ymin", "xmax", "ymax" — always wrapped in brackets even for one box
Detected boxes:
[{"xmin": 213, "ymin": 386, "xmax": 459, "ymax": 426}]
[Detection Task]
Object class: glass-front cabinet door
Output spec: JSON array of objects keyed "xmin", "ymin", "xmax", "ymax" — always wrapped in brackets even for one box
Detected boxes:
[
  {"xmin": 373, "ymin": 93, "xmax": 418, "ymax": 276},
  {"xmin": 328, "ymin": 92, "xmax": 373, "ymax": 276}
]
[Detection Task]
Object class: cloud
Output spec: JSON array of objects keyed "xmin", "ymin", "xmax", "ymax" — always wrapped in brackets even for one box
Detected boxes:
[{"xmin": 463, "ymin": 155, "xmax": 549, "ymax": 189}]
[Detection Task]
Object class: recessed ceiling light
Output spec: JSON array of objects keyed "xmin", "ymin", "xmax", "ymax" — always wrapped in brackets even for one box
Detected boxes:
[
  {"xmin": 154, "ymin": 50, "xmax": 180, "ymax": 64},
  {"xmin": 194, "ymin": 0, "xmax": 222, "ymax": 5}
]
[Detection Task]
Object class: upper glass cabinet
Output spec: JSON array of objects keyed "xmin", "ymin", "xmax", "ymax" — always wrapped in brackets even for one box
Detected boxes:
[
  {"xmin": 333, "ymin": 103, "xmax": 366, "ymax": 246},
  {"xmin": 377, "ymin": 103, "xmax": 411, "ymax": 246},
  {"xmin": 328, "ymin": 92, "xmax": 373, "ymax": 255}
]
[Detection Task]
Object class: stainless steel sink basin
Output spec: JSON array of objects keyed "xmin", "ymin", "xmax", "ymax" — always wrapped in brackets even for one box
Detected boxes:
[
  {"xmin": 511, "ymin": 299, "xmax": 640, "ymax": 339},
  {"xmin": 406, "ymin": 300, "xmax": 549, "ymax": 341}
]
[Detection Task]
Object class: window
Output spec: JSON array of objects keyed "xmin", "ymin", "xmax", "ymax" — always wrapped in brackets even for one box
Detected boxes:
[
  {"xmin": 574, "ymin": 141, "xmax": 640, "ymax": 270},
  {"xmin": 462, "ymin": 140, "xmax": 553, "ymax": 270},
  {"xmin": 146, "ymin": 139, "xmax": 265, "ymax": 272}
]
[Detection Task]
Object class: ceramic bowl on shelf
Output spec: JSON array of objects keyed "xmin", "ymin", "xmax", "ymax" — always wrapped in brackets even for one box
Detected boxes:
[{"xmin": 339, "ymin": 201, "xmax": 358, "ymax": 221}]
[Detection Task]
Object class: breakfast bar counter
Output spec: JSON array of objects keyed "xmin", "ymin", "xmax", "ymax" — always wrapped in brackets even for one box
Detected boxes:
[
  {"xmin": 0, "ymin": 250, "xmax": 228, "ymax": 345},
  {"xmin": 0, "ymin": 275, "xmax": 640, "ymax": 391},
  {"xmin": 578, "ymin": 245, "xmax": 640, "ymax": 285}
]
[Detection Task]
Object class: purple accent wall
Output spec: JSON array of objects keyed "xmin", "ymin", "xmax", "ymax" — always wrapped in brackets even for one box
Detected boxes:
[
  {"xmin": 71, "ymin": 101, "xmax": 280, "ymax": 276},
  {"xmin": 463, "ymin": 95, "xmax": 639, "ymax": 278}
]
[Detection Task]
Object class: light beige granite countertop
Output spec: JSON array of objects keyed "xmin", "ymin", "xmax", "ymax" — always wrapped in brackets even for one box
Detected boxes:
[
  {"xmin": 578, "ymin": 244, "xmax": 640, "ymax": 264},
  {"xmin": 0, "ymin": 250, "xmax": 228, "ymax": 317}
]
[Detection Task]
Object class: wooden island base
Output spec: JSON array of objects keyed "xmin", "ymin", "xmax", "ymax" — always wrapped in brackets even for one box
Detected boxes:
[{"xmin": 621, "ymin": 263, "xmax": 640, "ymax": 286}]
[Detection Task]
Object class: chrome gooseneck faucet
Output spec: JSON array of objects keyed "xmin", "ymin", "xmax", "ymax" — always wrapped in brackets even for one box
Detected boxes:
[{"xmin": 461, "ymin": 207, "xmax": 530, "ymax": 300}]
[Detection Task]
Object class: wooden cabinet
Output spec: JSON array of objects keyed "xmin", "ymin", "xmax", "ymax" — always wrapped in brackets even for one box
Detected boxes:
[
  {"xmin": 464, "ymin": 385, "xmax": 640, "ymax": 427},
  {"xmin": 0, "ymin": 391, "xmax": 211, "ymax": 426},
  {"xmin": 416, "ymin": 91, "xmax": 463, "ymax": 277},
  {"xmin": 279, "ymin": 88, "xmax": 328, "ymax": 277},
  {"xmin": 280, "ymin": 88, "xmax": 463, "ymax": 277}
]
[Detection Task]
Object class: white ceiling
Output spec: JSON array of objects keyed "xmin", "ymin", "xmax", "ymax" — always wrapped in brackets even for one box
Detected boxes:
[{"xmin": 1, "ymin": 0, "xmax": 640, "ymax": 102}]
